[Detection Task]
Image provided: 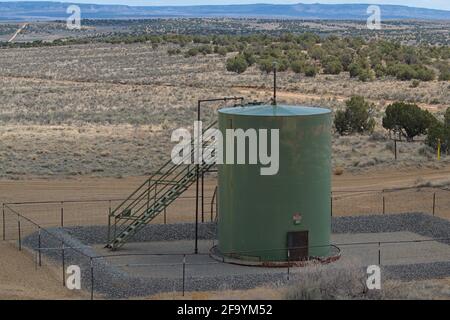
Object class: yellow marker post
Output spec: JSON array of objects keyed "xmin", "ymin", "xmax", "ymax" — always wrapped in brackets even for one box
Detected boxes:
[{"xmin": 437, "ymin": 138, "xmax": 441, "ymax": 161}]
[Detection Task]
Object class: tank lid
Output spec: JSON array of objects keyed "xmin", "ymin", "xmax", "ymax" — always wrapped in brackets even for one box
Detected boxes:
[{"xmin": 219, "ymin": 105, "xmax": 331, "ymax": 117}]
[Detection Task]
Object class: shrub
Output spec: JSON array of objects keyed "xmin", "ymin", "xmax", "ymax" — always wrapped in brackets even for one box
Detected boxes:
[
  {"xmin": 308, "ymin": 46, "xmax": 325, "ymax": 61},
  {"xmin": 348, "ymin": 62, "xmax": 363, "ymax": 78},
  {"xmin": 198, "ymin": 45, "xmax": 213, "ymax": 55},
  {"xmin": 322, "ymin": 56, "xmax": 343, "ymax": 75},
  {"xmin": 439, "ymin": 69, "xmax": 450, "ymax": 81},
  {"xmin": 226, "ymin": 55, "xmax": 248, "ymax": 74},
  {"xmin": 167, "ymin": 48, "xmax": 180, "ymax": 56},
  {"xmin": 215, "ymin": 46, "xmax": 228, "ymax": 56},
  {"xmin": 242, "ymin": 49, "xmax": 256, "ymax": 66},
  {"xmin": 257, "ymin": 57, "xmax": 288, "ymax": 73},
  {"xmin": 410, "ymin": 80, "xmax": 420, "ymax": 88},
  {"xmin": 373, "ymin": 64, "xmax": 386, "ymax": 78},
  {"xmin": 382, "ymin": 102, "xmax": 435, "ymax": 141},
  {"xmin": 387, "ymin": 64, "xmax": 435, "ymax": 81},
  {"xmin": 184, "ymin": 48, "xmax": 199, "ymax": 57},
  {"xmin": 446, "ymin": 107, "xmax": 450, "ymax": 128},
  {"xmin": 339, "ymin": 49, "xmax": 354, "ymax": 71},
  {"xmin": 283, "ymin": 264, "xmax": 409, "ymax": 300},
  {"xmin": 437, "ymin": 62, "xmax": 450, "ymax": 81},
  {"xmin": 276, "ymin": 59, "xmax": 290, "ymax": 72},
  {"xmin": 426, "ymin": 107, "xmax": 450, "ymax": 152},
  {"xmin": 334, "ymin": 96, "xmax": 376, "ymax": 135},
  {"xmin": 358, "ymin": 69, "xmax": 375, "ymax": 82},
  {"xmin": 348, "ymin": 60, "xmax": 373, "ymax": 81},
  {"xmin": 426, "ymin": 121, "xmax": 448, "ymax": 152},
  {"xmin": 291, "ymin": 60, "xmax": 305, "ymax": 74},
  {"xmin": 304, "ymin": 64, "xmax": 318, "ymax": 77},
  {"xmin": 415, "ymin": 65, "xmax": 435, "ymax": 81},
  {"xmin": 258, "ymin": 58, "xmax": 275, "ymax": 74}
]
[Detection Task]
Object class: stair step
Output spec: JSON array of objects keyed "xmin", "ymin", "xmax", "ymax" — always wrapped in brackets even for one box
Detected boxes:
[{"xmin": 107, "ymin": 141, "xmax": 216, "ymax": 249}]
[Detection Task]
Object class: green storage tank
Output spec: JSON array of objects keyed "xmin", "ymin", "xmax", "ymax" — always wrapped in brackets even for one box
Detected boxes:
[{"xmin": 217, "ymin": 104, "xmax": 332, "ymax": 262}]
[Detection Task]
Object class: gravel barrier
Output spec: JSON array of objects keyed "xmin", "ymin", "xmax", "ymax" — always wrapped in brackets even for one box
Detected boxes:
[{"xmin": 22, "ymin": 213, "xmax": 450, "ymax": 299}]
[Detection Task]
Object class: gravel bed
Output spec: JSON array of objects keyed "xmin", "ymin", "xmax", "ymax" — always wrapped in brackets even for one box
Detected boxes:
[
  {"xmin": 22, "ymin": 213, "xmax": 450, "ymax": 299},
  {"xmin": 63, "ymin": 222, "xmax": 217, "ymax": 245},
  {"xmin": 332, "ymin": 213, "xmax": 450, "ymax": 244}
]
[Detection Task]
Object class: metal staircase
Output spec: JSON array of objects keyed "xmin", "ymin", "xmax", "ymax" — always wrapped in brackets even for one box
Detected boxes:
[{"xmin": 106, "ymin": 121, "xmax": 217, "ymax": 250}]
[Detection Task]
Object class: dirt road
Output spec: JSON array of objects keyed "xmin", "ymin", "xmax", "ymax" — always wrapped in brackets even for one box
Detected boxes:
[
  {"xmin": 0, "ymin": 242, "xmax": 86, "ymax": 300},
  {"xmin": 233, "ymin": 87, "xmax": 446, "ymax": 112},
  {"xmin": 8, "ymin": 23, "xmax": 28, "ymax": 43},
  {"xmin": 1, "ymin": 165, "xmax": 448, "ymax": 203}
]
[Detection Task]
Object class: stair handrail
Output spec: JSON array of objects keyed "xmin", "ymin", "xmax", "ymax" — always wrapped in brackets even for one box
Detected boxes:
[
  {"xmin": 111, "ymin": 123, "xmax": 217, "ymax": 220},
  {"xmin": 109, "ymin": 161, "xmax": 216, "ymax": 248},
  {"xmin": 112, "ymin": 136, "xmax": 217, "ymax": 233},
  {"xmin": 113, "ymin": 164, "xmax": 212, "ymax": 245},
  {"xmin": 109, "ymin": 121, "xmax": 218, "ymax": 218}
]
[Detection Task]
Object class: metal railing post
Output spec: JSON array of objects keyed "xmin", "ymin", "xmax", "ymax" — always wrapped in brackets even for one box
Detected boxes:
[
  {"xmin": 17, "ymin": 219, "xmax": 21, "ymax": 251},
  {"xmin": 90, "ymin": 258, "xmax": 94, "ymax": 300},
  {"xmin": 164, "ymin": 207, "xmax": 167, "ymax": 225},
  {"xmin": 211, "ymin": 186, "xmax": 217, "ymax": 222},
  {"xmin": 201, "ymin": 171, "xmax": 205, "ymax": 223},
  {"xmin": 113, "ymin": 217, "xmax": 117, "ymax": 241},
  {"xmin": 195, "ymin": 165, "xmax": 199, "ymax": 255},
  {"xmin": 378, "ymin": 242, "xmax": 381, "ymax": 266},
  {"xmin": 60, "ymin": 202, "xmax": 64, "ymax": 228},
  {"xmin": 432, "ymin": 193, "xmax": 436, "ymax": 216},
  {"xmin": 382, "ymin": 196, "xmax": 385, "ymax": 215},
  {"xmin": 38, "ymin": 227, "xmax": 42, "ymax": 266},
  {"xmin": 154, "ymin": 182, "xmax": 157, "ymax": 209},
  {"xmin": 287, "ymin": 249, "xmax": 290, "ymax": 281},
  {"xmin": 182, "ymin": 255, "xmax": 186, "ymax": 297},
  {"xmin": 62, "ymin": 242, "xmax": 65, "ymax": 287},
  {"xmin": 331, "ymin": 195, "xmax": 333, "ymax": 217},
  {"xmin": 2, "ymin": 204, "xmax": 5, "ymax": 241},
  {"xmin": 107, "ymin": 201, "xmax": 112, "ymax": 244},
  {"xmin": 215, "ymin": 190, "xmax": 219, "ymax": 222}
]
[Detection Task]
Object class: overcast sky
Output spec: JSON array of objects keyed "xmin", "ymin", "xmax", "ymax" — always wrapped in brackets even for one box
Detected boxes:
[{"xmin": 2, "ymin": 1, "xmax": 450, "ymax": 11}]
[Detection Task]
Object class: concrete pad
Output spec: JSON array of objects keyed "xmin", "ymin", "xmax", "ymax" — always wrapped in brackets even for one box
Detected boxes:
[
  {"xmin": 92, "ymin": 232, "xmax": 450, "ymax": 280},
  {"xmin": 332, "ymin": 232, "xmax": 450, "ymax": 267}
]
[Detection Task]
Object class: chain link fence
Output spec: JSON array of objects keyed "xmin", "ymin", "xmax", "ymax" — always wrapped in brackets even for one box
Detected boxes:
[
  {"xmin": 332, "ymin": 187, "xmax": 450, "ymax": 218},
  {"xmin": 1, "ymin": 187, "xmax": 450, "ymax": 299}
]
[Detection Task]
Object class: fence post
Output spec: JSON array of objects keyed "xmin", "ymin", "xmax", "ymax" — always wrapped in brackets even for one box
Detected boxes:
[
  {"xmin": 287, "ymin": 249, "xmax": 290, "ymax": 281},
  {"xmin": 60, "ymin": 202, "xmax": 64, "ymax": 228},
  {"xmin": 210, "ymin": 200, "xmax": 214, "ymax": 223},
  {"xmin": 90, "ymin": 258, "xmax": 94, "ymax": 300},
  {"xmin": 164, "ymin": 207, "xmax": 167, "ymax": 225},
  {"xmin": 394, "ymin": 139, "xmax": 398, "ymax": 161},
  {"xmin": 331, "ymin": 195, "xmax": 333, "ymax": 217},
  {"xmin": 201, "ymin": 172, "xmax": 205, "ymax": 223},
  {"xmin": 38, "ymin": 227, "xmax": 42, "ymax": 267},
  {"xmin": 62, "ymin": 243, "xmax": 65, "ymax": 287},
  {"xmin": 182, "ymin": 255, "xmax": 186, "ymax": 297},
  {"xmin": 215, "ymin": 191, "xmax": 219, "ymax": 223},
  {"xmin": 113, "ymin": 217, "xmax": 117, "ymax": 241},
  {"xmin": 432, "ymin": 193, "xmax": 436, "ymax": 216},
  {"xmin": 17, "ymin": 219, "xmax": 21, "ymax": 251},
  {"xmin": 107, "ymin": 202, "xmax": 112, "ymax": 244},
  {"xmin": 378, "ymin": 242, "xmax": 381, "ymax": 266},
  {"xmin": 382, "ymin": 196, "xmax": 385, "ymax": 215},
  {"xmin": 2, "ymin": 204, "xmax": 5, "ymax": 241}
]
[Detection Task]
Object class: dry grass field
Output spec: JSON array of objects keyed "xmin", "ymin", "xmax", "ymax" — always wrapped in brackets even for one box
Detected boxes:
[
  {"xmin": 0, "ymin": 32, "xmax": 449, "ymax": 300},
  {"xmin": 0, "ymin": 43, "xmax": 449, "ymax": 180}
]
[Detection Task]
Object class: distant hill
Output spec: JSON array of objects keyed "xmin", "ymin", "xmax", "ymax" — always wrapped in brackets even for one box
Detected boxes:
[{"xmin": 0, "ymin": 1, "xmax": 449, "ymax": 21}]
